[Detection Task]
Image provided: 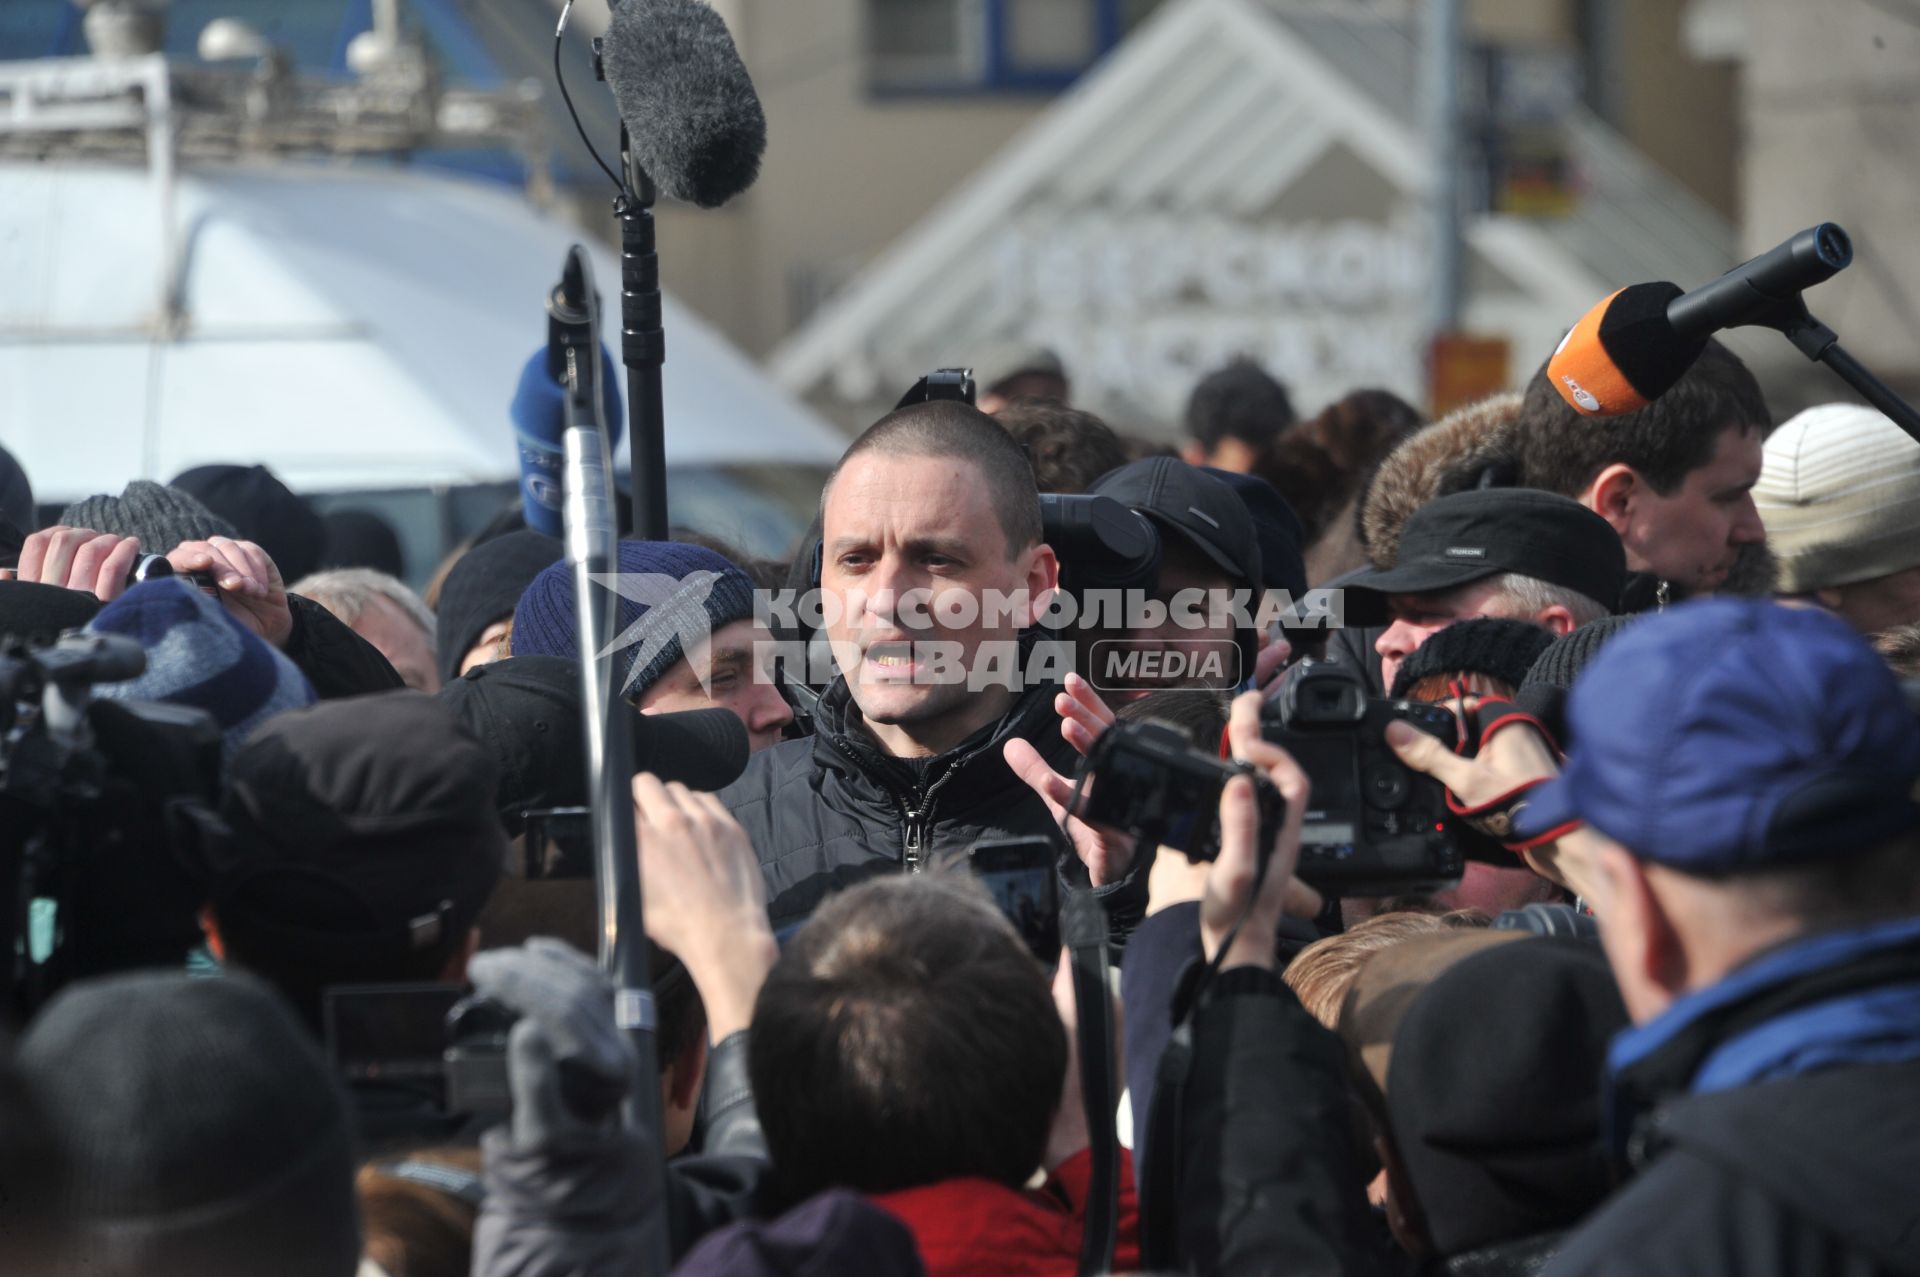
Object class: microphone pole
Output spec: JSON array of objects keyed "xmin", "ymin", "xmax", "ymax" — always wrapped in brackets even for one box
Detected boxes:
[
  {"xmin": 551, "ymin": 247, "xmax": 672, "ymax": 1277},
  {"xmin": 1689, "ymin": 224, "xmax": 1920, "ymax": 443},
  {"xmin": 618, "ymin": 126, "xmax": 671, "ymax": 541},
  {"xmin": 1755, "ymin": 295, "xmax": 1920, "ymax": 445}
]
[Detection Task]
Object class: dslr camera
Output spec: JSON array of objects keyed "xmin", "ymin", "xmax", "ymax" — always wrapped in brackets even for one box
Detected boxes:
[{"xmin": 1262, "ymin": 657, "xmax": 1460, "ymax": 895}]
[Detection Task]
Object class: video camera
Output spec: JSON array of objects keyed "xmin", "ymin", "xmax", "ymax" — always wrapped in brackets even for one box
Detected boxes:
[
  {"xmin": 1040, "ymin": 493, "xmax": 1162, "ymax": 596},
  {"xmin": 319, "ymin": 803, "xmax": 692, "ymax": 1119},
  {"xmin": 0, "ymin": 631, "xmax": 223, "ymax": 1023}
]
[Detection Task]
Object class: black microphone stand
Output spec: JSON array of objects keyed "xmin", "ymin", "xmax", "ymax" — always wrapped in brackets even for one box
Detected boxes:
[
  {"xmin": 1760, "ymin": 298, "xmax": 1920, "ymax": 445},
  {"xmin": 1732, "ymin": 230, "xmax": 1920, "ymax": 443},
  {"xmin": 552, "ymin": 248, "xmax": 672, "ymax": 1277},
  {"xmin": 617, "ymin": 127, "xmax": 671, "ymax": 541}
]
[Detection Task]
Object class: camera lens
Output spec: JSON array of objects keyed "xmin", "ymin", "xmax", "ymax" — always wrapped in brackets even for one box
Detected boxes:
[{"xmin": 125, "ymin": 554, "xmax": 176, "ymax": 588}]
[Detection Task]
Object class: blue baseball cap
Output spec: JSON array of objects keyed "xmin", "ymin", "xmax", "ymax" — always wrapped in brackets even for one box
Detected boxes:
[{"xmin": 1513, "ymin": 599, "xmax": 1920, "ymax": 873}]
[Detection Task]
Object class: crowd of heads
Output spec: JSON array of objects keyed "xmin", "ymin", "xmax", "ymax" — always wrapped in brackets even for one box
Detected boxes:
[{"xmin": 1, "ymin": 312, "xmax": 1919, "ymax": 1277}]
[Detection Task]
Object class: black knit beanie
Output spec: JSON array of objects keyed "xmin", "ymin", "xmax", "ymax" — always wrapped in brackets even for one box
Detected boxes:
[
  {"xmin": 1386, "ymin": 938, "xmax": 1627, "ymax": 1257},
  {"xmin": 171, "ymin": 464, "xmax": 326, "ymax": 583},
  {"xmin": 1389, "ymin": 617, "xmax": 1557, "ymax": 699},
  {"xmin": 434, "ymin": 529, "xmax": 562, "ymax": 681},
  {"xmin": 58, "ymin": 480, "xmax": 237, "ymax": 554},
  {"xmin": 15, "ymin": 970, "xmax": 361, "ymax": 1277},
  {"xmin": 1516, "ymin": 615, "xmax": 1642, "ymax": 746},
  {"xmin": 1522, "ymin": 614, "xmax": 1641, "ymax": 693}
]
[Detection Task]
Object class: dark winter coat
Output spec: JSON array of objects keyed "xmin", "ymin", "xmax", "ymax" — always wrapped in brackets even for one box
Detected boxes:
[
  {"xmin": 721, "ymin": 675, "xmax": 1144, "ymax": 932},
  {"xmin": 1544, "ymin": 922, "xmax": 1920, "ymax": 1277}
]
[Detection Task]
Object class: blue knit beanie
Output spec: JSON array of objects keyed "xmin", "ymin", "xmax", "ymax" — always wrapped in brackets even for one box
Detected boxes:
[
  {"xmin": 87, "ymin": 578, "xmax": 317, "ymax": 772},
  {"xmin": 511, "ymin": 541, "xmax": 757, "ymax": 700}
]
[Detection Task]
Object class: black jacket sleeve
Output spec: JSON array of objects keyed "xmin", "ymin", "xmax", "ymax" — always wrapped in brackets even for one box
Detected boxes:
[
  {"xmin": 1175, "ymin": 967, "xmax": 1391, "ymax": 1277},
  {"xmin": 281, "ymin": 593, "xmax": 404, "ymax": 699},
  {"xmin": 697, "ymin": 1030, "xmax": 766, "ymax": 1160}
]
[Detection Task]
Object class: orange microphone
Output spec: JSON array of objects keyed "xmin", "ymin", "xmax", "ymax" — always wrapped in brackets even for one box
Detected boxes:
[
  {"xmin": 1547, "ymin": 225, "xmax": 1853, "ymax": 417},
  {"xmin": 1546, "ymin": 282, "xmax": 1698, "ymax": 418}
]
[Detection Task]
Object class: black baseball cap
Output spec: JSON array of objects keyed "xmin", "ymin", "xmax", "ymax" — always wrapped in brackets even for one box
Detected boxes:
[
  {"xmin": 1343, "ymin": 489, "xmax": 1625, "ymax": 626},
  {"xmin": 1090, "ymin": 457, "xmax": 1262, "ymax": 589},
  {"xmin": 1202, "ymin": 467, "xmax": 1307, "ymax": 598},
  {"xmin": 438, "ymin": 655, "xmax": 750, "ymax": 832}
]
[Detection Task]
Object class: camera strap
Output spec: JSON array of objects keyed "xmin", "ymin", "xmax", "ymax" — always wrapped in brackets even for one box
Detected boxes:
[
  {"xmin": 1056, "ymin": 763, "xmax": 1119, "ymax": 1277},
  {"xmin": 1062, "ymin": 886, "xmax": 1119, "ymax": 1277}
]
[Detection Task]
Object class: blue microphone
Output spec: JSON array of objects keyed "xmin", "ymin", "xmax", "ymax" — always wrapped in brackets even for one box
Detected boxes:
[{"xmin": 512, "ymin": 341, "xmax": 624, "ymax": 538}]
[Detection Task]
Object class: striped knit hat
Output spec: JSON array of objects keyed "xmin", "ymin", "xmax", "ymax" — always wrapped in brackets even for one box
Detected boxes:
[
  {"xmin": 87, "ymin": 578, "xmax": 316, "ymax": 772},
  {"xmin": 1755, "ymin": 404, "xmax": 1920, "ymax": 593}
]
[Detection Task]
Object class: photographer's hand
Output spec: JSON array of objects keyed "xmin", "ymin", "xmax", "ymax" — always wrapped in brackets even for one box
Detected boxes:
[
  {"xmin": 167, "ymin": 537, "xmax": 293, "ymax": 648},
  {"xmin": 1054, "ymin": 672, "xmax": 1116, "ymax": 757},
  {"xmin": 1003, "ymin": 736, "xmax": 1138, "ymax": 886},
  {"xmin": 633, "ymin": 773, "xmax": 778, "ymax": 1039},
  {"xmin": 1206, "ymin": 692, "xmax": 1321, "ymax": 970},
  {"xmin": 467, "ymin": 938, "xmax": 636, "ymax": 1151},
  {"xmin": 5, "ymin": 526, "xmax": 145, "ymax": 601},
  {"xmin": 1253, "ymin": 632, "xmax": 1293, "ymax": 699},
  {"xmin": 1383, "ymin": 705, "xmax": 1604, "ymax": 901}
]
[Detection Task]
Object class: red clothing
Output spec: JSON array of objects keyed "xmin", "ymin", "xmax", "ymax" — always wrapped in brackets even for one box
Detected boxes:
[{"xmin": 872, "ymin": 1148, "xmax": 1141, "ymax": 1277}]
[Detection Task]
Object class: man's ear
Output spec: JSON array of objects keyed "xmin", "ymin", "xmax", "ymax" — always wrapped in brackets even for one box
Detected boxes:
[
  {"xmin": 1536, "ymin": 603, "xmax": 1578, "ymax": 637},
  {"xmin": 1597, "ymin": 845, "xmax": 1684, "ymax": 1022},
  {"xmin": 441, "ymin": 927, "xmax": 483, "ymax": 984},
  {"xmin": 1583, "ymin": 464, "xmax": 1640, "ymax": 537},
  {"xmin": 198, "ymin": 906, "xmax": 226, "ymax": 963},
  {"xmin": 1023, "ymin": 543, "xmax": 1061, "ymax": 625},
  {"xmin": 1179, "ymin": 440, "xmax": 1210, "ymax": 467}
]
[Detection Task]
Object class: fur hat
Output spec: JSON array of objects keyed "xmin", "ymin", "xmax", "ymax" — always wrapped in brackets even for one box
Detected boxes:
[{"xmin": 1359, "ymin": 393, "xmax": 1527, "ymax": 569}]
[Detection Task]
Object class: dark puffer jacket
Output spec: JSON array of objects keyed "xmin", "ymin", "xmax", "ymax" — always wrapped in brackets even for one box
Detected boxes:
[{"xmin": 722, "ymin": 675, "xmax": 1143, "ymax": 932}]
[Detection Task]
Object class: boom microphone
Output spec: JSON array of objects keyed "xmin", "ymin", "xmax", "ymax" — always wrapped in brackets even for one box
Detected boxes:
[
  {"xmin": 601, "ymin": 0, "xmax": 768, "ymax": 208},
  {"xmin": 1547, "ymin": 224, "xmax": 1854, "ymax": 417}
]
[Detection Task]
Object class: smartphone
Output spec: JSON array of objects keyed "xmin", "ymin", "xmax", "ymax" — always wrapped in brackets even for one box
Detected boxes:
[
  {"xmin": 520, "ymin": 806, "xmax": 593, "ymax": 880},
  {"xmin": 968, "ymin": 837, "xmax": 1062, "ymax": 965}
]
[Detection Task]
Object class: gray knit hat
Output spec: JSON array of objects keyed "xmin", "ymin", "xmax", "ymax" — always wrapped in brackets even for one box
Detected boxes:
[
  {"xmin": 16, "ymin": 970, "xmax": 362, "ymax": 1277},
  {"xmin": 1756, "ymin": 404, "xmax": 1920, "ymax": 593},
  {"xmin": 58, "ymin": 479, "xmax": 237, "ymax": 553}
]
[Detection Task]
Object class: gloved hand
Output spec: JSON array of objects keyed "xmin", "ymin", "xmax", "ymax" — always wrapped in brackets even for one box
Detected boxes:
[{"xmin": 467, "ymin": 937, "xmax": 637, "ymax": 1152}]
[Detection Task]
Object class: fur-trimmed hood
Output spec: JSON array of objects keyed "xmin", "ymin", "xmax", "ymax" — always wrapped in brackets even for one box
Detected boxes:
[{"xmin": 1359, "ymin": 393, "xmax": 1527, "ymax": 569}]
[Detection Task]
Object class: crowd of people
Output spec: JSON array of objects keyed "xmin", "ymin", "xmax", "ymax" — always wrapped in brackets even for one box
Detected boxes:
[{"xmin": 1, "ymin": 327, "xmax": 1918, "ymax": 1277}]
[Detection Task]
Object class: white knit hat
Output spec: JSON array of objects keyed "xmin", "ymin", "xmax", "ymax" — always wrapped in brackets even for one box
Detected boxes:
[{"xmin": 1755, "ymin": 404, "xmax": 1920, "ymax": 593}]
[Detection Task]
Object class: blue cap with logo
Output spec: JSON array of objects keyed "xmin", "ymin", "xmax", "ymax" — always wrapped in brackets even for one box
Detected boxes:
[{"xmin": 1514, "ymin": 599, "xmax": 1920, "ymax": 872}]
